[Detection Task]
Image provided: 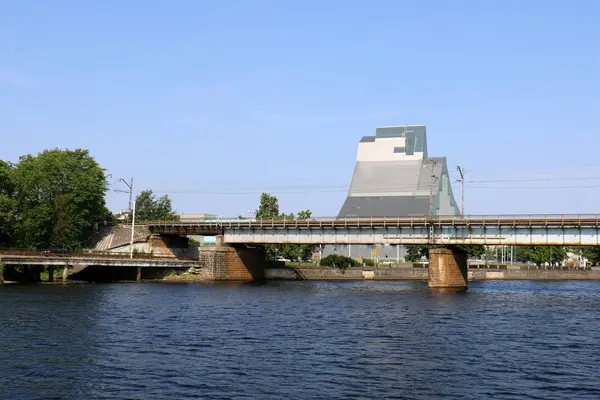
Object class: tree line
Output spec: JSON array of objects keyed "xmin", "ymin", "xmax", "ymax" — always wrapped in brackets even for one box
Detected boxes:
[
  {"xmin": 0, "ymin": 149, "xmax": 177, "ymax": 250},
  {"xmin": 0, "ymin": 149, "xmax": 111, "ymax": 250}
]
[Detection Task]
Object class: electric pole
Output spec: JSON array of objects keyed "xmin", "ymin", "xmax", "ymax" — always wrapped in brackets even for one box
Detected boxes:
[
  {"xmin": 429, "ymin": 160, "xmax": 438, "ymax": 216},
  {"xmin": 118, "ymin": 177, "xmax": 134, "ymax": 213},
  {"xmin": 457, "ymin": 166, "xmax": 465, "ymax": 216}
]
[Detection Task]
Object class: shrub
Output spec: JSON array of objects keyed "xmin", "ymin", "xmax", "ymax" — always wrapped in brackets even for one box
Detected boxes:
[
  {"xmin": 363, "ymin": 258, "xmax": 375, "ymax": 267},
  {"xmin": 320, "ymin": 254, "xmax": 359, "ymax": 269}
]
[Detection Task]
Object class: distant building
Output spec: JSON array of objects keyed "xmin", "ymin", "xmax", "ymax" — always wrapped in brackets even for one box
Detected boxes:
[
  {"xmin": 328, "ymin": 125, "xmax": 460, "ymax": 261},
  {"xmin": 338, "ymin": 125, "xmax": 460, "ymax": 218},
  {"xmin": 178, "ymin": 213, "xmax": 217, "ymax": 222}
]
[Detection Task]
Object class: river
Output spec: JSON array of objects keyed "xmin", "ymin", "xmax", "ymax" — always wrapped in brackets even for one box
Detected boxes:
[{"xmin": 1, "ymin": 281, "xmax": 599, "ymax": 399}]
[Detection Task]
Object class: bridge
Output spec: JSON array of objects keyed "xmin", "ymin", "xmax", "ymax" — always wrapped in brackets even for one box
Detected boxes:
[
  {"xmin": 144, "ymin": 215, "xmax": 600, "ymax": 291},
  {"xmin": 147, "ymin": 215, "xmax": 600, "ymax": 246},
  {"xmin": 0, "ymin": 252, "xmax": 198, "ymax": 283}
]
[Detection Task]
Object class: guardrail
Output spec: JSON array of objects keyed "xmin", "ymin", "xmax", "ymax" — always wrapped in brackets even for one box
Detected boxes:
[
  {"xmin": 0, "ymin": 249, "xmax": 192, "ymax": 260},
  {"xmin": 138, "ymin": 214, "xmax": 600, "ymax": 229}
]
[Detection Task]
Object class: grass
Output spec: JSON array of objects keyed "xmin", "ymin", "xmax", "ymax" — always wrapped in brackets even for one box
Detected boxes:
[{"xmin": 284, "ymin": 262, "xmax": 319, "ymax": 268}]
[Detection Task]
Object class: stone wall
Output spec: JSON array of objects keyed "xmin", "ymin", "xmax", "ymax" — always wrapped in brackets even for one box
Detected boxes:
[
  {"xmin": 264, "ymin": 266, "xmax": 600, "ymax": 281},
  {"xmin": 265, "ymin": 267, "xmax": 428, "ymax": 280},
  {"xmin": 469, "ymin": 268, "xmax": 600, "ymax": 280}
]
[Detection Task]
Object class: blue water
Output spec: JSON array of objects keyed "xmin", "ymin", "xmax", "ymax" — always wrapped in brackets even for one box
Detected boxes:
[{"xmin": 1, "ymin": 281, "xmax": 600, "ymax": 399}]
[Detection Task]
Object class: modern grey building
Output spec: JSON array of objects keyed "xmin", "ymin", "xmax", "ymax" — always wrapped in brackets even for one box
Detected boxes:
[
  {"xmin": 338, "ymin": 125, "xmax": 460, "ymax": 218},
  {"xmin": 325, "ymin": 125, "xmax": 460, "ymax": 261}
]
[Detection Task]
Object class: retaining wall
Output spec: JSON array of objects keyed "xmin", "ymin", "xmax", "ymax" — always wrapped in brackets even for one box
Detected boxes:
[{"xmin": 265, "ymin": 267, "xmax": 600, "ymax": 281}]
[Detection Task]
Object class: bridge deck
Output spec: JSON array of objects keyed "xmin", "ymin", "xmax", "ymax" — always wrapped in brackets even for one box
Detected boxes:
[
  {"xmin": 0, "ymin": 254, "xmax": 199, "ymax": 268},
  {"xmin": 145, "ymin": 215, "xmax": 600, "ymax": 246}
]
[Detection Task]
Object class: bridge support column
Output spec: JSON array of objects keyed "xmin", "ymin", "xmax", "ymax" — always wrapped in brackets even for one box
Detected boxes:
[
  {"xmin": 48, "ymin": 266, "xmax": 54, "ymax": 282},
  {"xmin": 62, "ymin": 266, "xmax": 69, "ymax": 282},
  {"xmin": 0, "ymin": 263, "xmax": 4, "ymax": 284},
  {"xmin": 23, "ymin": 265, "xmax": 29, "ymax": 282},
  {"xmin": 136, "ymin": 267, "xmax": 142, "ymax": 281},
  {"xmin": 428, "ymin": 247, "xmax": 468, "ymax": 291},
  {"xmin": 199, "ymin": 245, "xmax": 265, "ymax": 281}
]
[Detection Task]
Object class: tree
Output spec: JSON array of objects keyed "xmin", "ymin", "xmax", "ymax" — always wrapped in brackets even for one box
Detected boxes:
[
  {"xmin": 406, "ymin": 245, "xmax": 428, "ymax": 262},
  {"xmin": 296, "ymin": 209, "xmax": 315, "ymax": 261},
  {"xmin": 253, "ymin": 193, "xmax": 314, "ymax": 261},
  {"xmin": 256, "ymin": 193, "xmax": 279, "ymax": 220},
  {"xmin": 580, "ymin": 247, "xmax": 600, "ymax": 265},
  {"xmin": 11, "ymin": 149, "xmax": 110, "ymax": 249},
  {"xmin": 405, "ymin": 244, "xmax": 485, "ymax": 262},
  {"xmin": 514, "ymin": 246, "xmax": 568, "ymax": 266},
  {"xmin": 0, "ymin": 161, "xmax": 16, "ymax": 247},
  {"xmin": 134, "ymin": 190, "xmax": 178, "ymax": 221}
]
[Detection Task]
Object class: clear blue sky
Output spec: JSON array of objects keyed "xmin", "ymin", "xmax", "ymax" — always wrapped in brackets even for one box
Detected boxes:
[{"xmin": 1, "ymin": 0, "xmax": 599, "ymax": 216}]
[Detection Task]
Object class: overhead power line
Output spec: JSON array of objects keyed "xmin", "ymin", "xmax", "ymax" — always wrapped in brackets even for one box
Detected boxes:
[{"xmin": 111, "ymin": 183, "xmax": 600, "ymax": 196}]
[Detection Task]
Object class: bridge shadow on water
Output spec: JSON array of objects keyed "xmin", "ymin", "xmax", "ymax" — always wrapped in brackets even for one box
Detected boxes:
[{"xmin": 69, "ymin": 266, "xmax": 186, "ymax": 283}]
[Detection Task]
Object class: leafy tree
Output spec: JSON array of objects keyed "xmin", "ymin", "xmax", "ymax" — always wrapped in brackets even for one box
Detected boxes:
[
  {"xmin": 134, "ymin": 190, "xmax": 178, "ymax": 221},
  {"xmin": 455, "ymin": 245, "xmax": 486, "ymax": 259},
  {"xmin": 11, "ymin": 149, "xmax": 110, "ymax": 249},
  {"xmin": 580, "ymin": 247, "xmax": 600, "ymax": 265},
  {"xmin": 188, "ymin": 237, "xmax": 201, "ymax": 247},
  {"xmin": 514, "ymin": 246, "xmax": 568, "ymax": 265},
  {"xmin": 0, "ymin": 161, "xmax": 16, "ymax": 247},
  {"xmin": 406, "ymin": 245, "xmax": 429, "ymax": 262},
  {"xmin": 296, "ymin": 209, "xmax": 314, "ymax": 261},
  {"xmin": 320, "ymin": 254, "xmax": 358, "ymax": 270},
  {"xmin": 253, "ymin": 193, "xmax": 314, "ymax": 261},
  {"xmin": 405, "ymin": 244, "xmax": 485, "ymax": 262},
  {"xmin": 256, "ymin": 193, "xmax": 280, "ymax": 220}
]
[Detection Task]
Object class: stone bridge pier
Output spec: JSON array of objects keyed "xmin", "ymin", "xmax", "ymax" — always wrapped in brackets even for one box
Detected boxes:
[
  {"xmin": 428, "ymin": 247, "xmax": 468, "ymax": 291},
  {"xmin": 199, "ymin": 243, "xmax": 266, "ymax": 281}
]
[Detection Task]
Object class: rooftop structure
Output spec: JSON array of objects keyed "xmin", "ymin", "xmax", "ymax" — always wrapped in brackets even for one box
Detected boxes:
[{"xmin": 338, "ymin": 125, "xmax": 460, "ymax": 217}]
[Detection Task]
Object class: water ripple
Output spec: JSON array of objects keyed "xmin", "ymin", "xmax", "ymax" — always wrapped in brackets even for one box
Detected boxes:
[{"xmin": 1, "ymin": 281, "xmax": 600, "ymax": 399}]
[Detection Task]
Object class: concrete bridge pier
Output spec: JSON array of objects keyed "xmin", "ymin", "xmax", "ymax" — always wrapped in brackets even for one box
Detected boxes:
[
  {"xmin": 0, "ymin": 263, "xmax": 4, "ymax": 284},
  {"xmin": 48, "ymin": 266, "xmax": 54, "ymax": 282},
  {"xmin": 136, "ymin": 267, "xmax": 142, "ymax": 281},
  {"xmin": 428, "ymin": 247, "xmax": 468, "ymax": 291}
]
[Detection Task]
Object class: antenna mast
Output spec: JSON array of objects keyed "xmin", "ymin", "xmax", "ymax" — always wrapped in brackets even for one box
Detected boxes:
[
  {"xmin": 429, "ymin": 160, "xmax": 438, "ymax": 216},
  {"xmin": 457, "ymin": 166, "xmax": 465, "ymax": 216}
]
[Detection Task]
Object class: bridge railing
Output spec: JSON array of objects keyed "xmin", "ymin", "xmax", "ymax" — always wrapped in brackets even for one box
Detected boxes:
[
  {"xmin": 139, "ymin": 214, "xmax": 600, "ymax": 228},
  {"xmin": 0, "ymin": 248, "xmax": 188, "ymax": 260}
]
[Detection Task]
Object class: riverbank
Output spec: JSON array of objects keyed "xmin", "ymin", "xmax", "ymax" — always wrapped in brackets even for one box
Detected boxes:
[
  {"xmin": 264, "ymin": 266, "xmax": 600, "ymax": 281},
  {"xmin": 4, "ymin": 265, "xmax": 600, "ymax": 284}
]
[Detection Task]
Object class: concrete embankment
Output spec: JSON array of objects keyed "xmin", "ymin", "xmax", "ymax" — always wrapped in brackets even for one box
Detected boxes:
[{"xmin": 265, "ymin": 266, "xmax": 600, "ymax": 281}]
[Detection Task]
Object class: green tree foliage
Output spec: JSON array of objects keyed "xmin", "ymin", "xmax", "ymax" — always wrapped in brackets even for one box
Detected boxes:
[
  {"xmin": 134, "ymin": 190, "xmax": 178, "ymax": 221},
  {"xmin": 254, "ymin": 193, "xmax": 314, "ymax": 261},
  {"xmin": 514, "ymin": 246, "xmax": 568, "ymax": 265},
  {"xmin": 406, "ymin": 245, "xmax": 429, "ymax": 262},
  {"xmin": 7, "ymin": 149, "xmax": 110, "ymax": 249},
  {"xmin": 0, "ymin": 160, "xmax": 17, "ymax": 246},
  {"xmin": 320, "ymin": 254, "xmax": 359, "ymax": 269},
  {"xmin": 255, "ymin": 193, "xmax": 279, "ymax": 219},
  {"xmin": 580, "ymin": 247, "xmax": 600, "ymax": 265},
  {"xmin": 405, "ymin": 244, "xmax": 485, "ymax": 262}
]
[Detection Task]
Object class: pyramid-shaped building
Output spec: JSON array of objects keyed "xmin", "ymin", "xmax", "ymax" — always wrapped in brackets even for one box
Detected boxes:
[{"xmin": 338, "ymin": 125, "xmax": 460, "ymax": 218}]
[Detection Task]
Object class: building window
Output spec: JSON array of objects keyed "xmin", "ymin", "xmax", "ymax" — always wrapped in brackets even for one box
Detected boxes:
[
  {"xmin": 393, "ymin": 146, "xmax": 405, "ymax": 153},
  {"xmin": 405, "ymin": 132, "xmax": 415, "ymax": 155}
]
